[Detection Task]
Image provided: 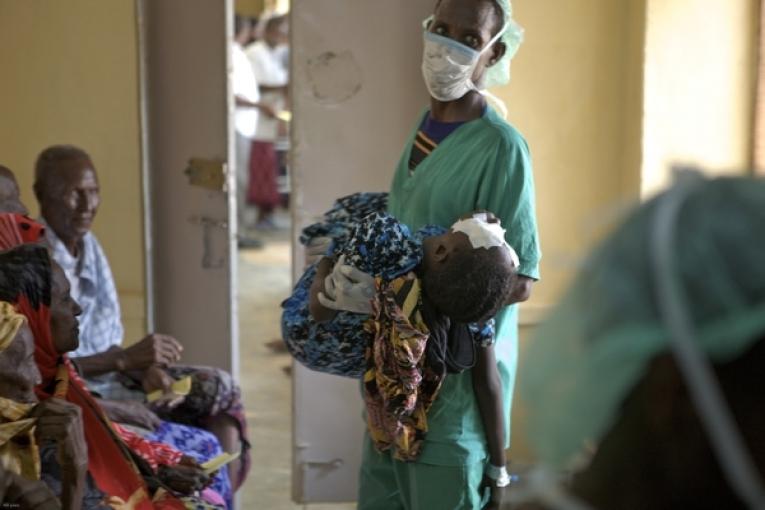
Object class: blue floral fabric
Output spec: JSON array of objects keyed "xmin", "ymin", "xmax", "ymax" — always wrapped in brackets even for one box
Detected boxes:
[
  {"xmin": 469, "ymin": 322, "xmax": 495, "ymax": 348},
  {"xmin": 284, "ymin": 212, "xmax": 431, "ymax": 379},
  {"xmin": 281, "ymin": 264, "xmax": 370, "ymax": 378},
  {"xmin": 299, "ymin": 192, "xmax": 388, "ymax": 256},
  {"xmin": 341, "ymin": 212, "xmax": 424, "ymax": 280},
  {"xmin": 147, "ymin": 421, "xmax": 233, "ymax": 509},
  {"xmin": 283, "ymin": 193, "xmax": 495, "ymax": 379}
]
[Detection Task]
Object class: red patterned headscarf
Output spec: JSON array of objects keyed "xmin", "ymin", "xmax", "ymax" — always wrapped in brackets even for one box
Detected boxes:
[{"xmin": 0, "ymin": 214, "xmax": 183, "ymax": 509}]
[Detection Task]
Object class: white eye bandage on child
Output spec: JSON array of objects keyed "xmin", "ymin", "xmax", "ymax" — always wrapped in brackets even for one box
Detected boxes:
[{"xmin": 451, "ymin": 216, "xmax": 520, "ymax": 267}]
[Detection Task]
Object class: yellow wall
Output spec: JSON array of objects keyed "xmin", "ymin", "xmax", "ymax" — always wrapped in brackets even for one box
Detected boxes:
[
  {"xmin": 494, "ymin": 0, "xmax": 757, "ymax": 464},
  {"xmin": 496, "ymin": 0, "xmax": 646, "ymax": 313},
  {"xmin": 490, "ymin": 0, "xmax": 648, "ymax": 463},
  {"xmin": 236, "ymin": 0, "xmax": 266, "ymax": 17},
  {"xmin": 236, "ymin": 0, "xmax": 289, "ymax": 17},
  {"xmin": 494, "ymin": 0, "xmax": 757, "ymax": 316},
  {"xmin": 0, "ymin": 0, "xmax": 146, "ymax": 342},
  {"xmin": 642, "ymin": 0, "xmax": 758, "ymax": 193}
]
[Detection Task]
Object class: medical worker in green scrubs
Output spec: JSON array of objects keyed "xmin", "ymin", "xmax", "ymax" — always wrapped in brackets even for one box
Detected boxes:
[{"xmin": 319, "ymin": 0, "xmax": 541, "ymax": 507}]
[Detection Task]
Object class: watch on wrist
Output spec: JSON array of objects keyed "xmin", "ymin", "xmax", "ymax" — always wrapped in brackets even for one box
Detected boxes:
[{"xmin": 485, "ymin": 463, "xmax": 512, "ymax": 488}]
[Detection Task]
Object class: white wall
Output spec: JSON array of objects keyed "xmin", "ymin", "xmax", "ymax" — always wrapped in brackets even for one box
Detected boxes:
[{"xmin": 290, "ymin": 0, "xmax": 432, "ymax": 502}]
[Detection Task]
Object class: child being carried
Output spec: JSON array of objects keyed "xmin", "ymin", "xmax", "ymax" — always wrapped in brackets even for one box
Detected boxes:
[{"xmin": 281, "ymin": 192, "xmax": 518, "ymax": 460}]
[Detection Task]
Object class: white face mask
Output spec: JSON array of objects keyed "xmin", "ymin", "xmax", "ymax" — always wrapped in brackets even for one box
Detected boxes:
[{"xmin": 421, "ymin": 17, "xmax": 508, "ymax": 102}]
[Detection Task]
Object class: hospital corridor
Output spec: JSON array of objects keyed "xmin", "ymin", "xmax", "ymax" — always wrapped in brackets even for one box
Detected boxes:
[{"xmin": 1, "ymin": 0, "xmax": 765, "ymax": 509}]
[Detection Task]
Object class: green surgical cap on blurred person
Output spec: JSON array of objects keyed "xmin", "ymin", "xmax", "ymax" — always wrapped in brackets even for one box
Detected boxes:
[
  {"xmin": 486, "ymin": 0, "xmax": 524, "ymax": 88},
  {"xmin": 521, "ymin": 176, "xmax": 765, "ymax": 469}
]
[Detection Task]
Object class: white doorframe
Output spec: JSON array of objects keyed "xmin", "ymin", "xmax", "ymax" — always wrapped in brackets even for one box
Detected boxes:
[
  {"xmin": 136, "ymin": 0, "xmax": 238, "ymax": 377},
  {"xmin": 135, "ymin": 0, "xmax": 155, "ymax": 334}
]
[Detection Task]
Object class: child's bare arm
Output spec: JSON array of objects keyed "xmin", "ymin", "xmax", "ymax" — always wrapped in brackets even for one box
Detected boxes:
[
  {"xmin": 473, "ymin": 344, "xmax": 506, "ymax": 465},
  {"xmin": 473, "ymin": 344, "xmax": 507, "ymax": 508},
  {"xmin": 308, "ymin": 257, "xmax": 339, "ymax": 322}
]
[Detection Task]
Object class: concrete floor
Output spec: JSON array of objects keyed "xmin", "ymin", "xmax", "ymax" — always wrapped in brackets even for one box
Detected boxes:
[{"xmin": 237, "ymin": 226, "xmax": 355, "ymax": 510}]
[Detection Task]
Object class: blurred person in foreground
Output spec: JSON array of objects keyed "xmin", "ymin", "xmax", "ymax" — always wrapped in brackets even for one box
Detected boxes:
[{"xmin": 512, "ymin": 174, "xmax": 765, "ymax": 510}]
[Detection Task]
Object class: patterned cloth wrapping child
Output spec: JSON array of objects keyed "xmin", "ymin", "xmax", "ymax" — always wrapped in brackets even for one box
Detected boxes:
[
  {"xmin": 298, "ymin": 192, "xmax": 389, "ymax": 254},
  {"xmin": 282, "ymin": 194, "xmax": 499, "ymax": 460},
  {"xmin": 282, "ymin": 193, "xmax": 494, "ymax": 379}
]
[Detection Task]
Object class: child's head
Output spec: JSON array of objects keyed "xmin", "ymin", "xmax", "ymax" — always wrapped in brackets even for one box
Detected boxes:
[{"xmin": 421, "ymin": 215, "xmax": 519, "ymax": 324}]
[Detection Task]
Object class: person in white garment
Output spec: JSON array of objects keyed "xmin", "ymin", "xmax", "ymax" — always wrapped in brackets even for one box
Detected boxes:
[
  {"xmin": 233, "ymin": 15, "xmax": 275, "ymax": 241},
  {"xmin": 245, "ymin": 15, "xmax": 289, "ymax": 229}
]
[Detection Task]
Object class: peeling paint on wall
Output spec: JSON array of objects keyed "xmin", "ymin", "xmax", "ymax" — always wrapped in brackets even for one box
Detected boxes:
[{"xmin": 305, "ymin": 50, "xmax": 363, "ymax": 105}]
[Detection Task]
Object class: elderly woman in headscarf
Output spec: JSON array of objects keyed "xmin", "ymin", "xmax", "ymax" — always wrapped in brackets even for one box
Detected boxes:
[
  {"xmin": 0, "ymin": 255, "xmax": 86, "ymax": 510},
  {"xmin": 0, "ymin": 215, "xmax": 225, "ymax": 509},
  {"xmin": 512, "ymin": 175, "xmax": 765, "ymax": 509}
]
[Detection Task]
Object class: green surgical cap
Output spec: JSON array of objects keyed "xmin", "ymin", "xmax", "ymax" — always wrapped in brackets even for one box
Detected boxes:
[
  {"xmin": 486, "ymin": 0, "xmax": 524, "ymax": 88},
  {"xmin": 521, "ymin": 176, "xmax": 765, "ymax": 469}
]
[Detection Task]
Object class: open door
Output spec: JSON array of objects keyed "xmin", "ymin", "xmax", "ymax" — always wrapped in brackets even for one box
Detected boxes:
[
  {"xmin": 290, "ymin": 0, "xmax": 433, "ymax": 502},
  {"xmin": 137, "ymin": 0, "xmax": 238, "ymax": 375}
]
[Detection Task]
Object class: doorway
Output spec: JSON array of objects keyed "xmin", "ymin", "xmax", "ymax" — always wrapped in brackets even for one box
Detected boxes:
[{"xmin": 141, "ymin": 0, "xmax": 433, "ymax": 506}]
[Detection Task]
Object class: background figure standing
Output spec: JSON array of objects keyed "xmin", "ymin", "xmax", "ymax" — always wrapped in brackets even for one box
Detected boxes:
[
  {"xmin": 246, "ymin": 15, "xmax": 289, "ymax": 229},
  {"xmin": 233, "ymin": 15, "xmax": 275, "ymax": 245}
]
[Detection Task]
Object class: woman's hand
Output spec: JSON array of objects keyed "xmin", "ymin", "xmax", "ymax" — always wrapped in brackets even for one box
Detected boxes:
[
  {"xmin": 31, "ymin": 398, "xmax": 88, "ymax": 473},
  {"xmin": 98, "ymin": 399, "xmax": 161, "ymax": 431},
  {"xmin": 122, "ymin": 333, "xmax": 183, "ymax": 370},
  {"xmin": 142, "ymin": 367, "xmax": 185, "ymax": 412},
  {"xmin": 178, "ymin": 455, "xmax": 202, "ymax": 468},
  {"xmin": 142, "ymin": 365, "xmax": 174, "ymax": 394},
  {"xmin": 31, "ymin": 398, "xmax": 88, "ymax": 510},
  {"xmin": 158, "ymin": 464, "xmax": 210, "ymax": 495}
]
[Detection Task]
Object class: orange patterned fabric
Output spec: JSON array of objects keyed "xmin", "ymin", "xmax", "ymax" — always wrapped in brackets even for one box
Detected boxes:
[{"xmin": 363, "ymin": 274, "xmax": 445, "ymax": 461}]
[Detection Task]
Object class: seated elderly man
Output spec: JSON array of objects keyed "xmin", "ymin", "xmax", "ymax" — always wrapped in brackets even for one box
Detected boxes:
[{"xmin": 33, "ymin": 145, "xmax": 249, "ymax": 489}]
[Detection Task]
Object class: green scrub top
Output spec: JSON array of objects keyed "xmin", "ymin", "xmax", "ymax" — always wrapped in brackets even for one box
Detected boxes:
[{"xmin": 387, "ymin": 106, "xmax": 541, "ymax": 466}]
